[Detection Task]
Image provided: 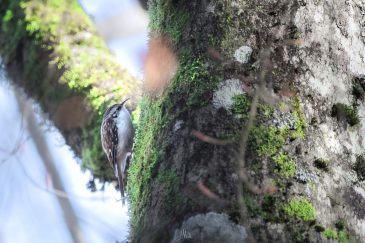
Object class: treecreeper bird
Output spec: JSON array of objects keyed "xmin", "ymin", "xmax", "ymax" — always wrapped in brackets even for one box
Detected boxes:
[{"xmin": 101, "ymin": 98, "xmax": 134, "ymax": 203}]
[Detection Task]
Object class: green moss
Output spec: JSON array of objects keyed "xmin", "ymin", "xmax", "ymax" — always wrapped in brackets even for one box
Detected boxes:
[
  {"xmin": 273, "ymin": 152, "xmax": 295, "ymax": 178},
  {"xmin": 127, "ymin": 97, "xmax": 167, "ymax": 236},
  {"xmin": 248, "ymin": 97, "xmax": 305, "ymax": 160},
  {"xmin": 131, "ymin": 105, "xmax": 141, "ymax": 129},
  {"xmin": 284, "ymin": 197, "xmax": 316, "ymax": 222},
  {"xmin": 338, "ymin": 230, "xmax": 354, "ymax": 243},
  {"xmin": 250, "ymin": 125, "xmax": 287, "ymax": 157},
  {"xmin": 261, "ymin": 195, "xmax": 282, "ymax": 223},
  {"xmin": 3, "ymin": 9, "xmax": 13, "ymax": 22},
  {"xmin": 322, "ymin": 229, "xmax": 338, "ymax": 239},
  {"xmin": 232, "ymin": 94, "xmax": 252, "ymax": 114},
  {"xmin": 157, "ymin": 170, "xmax": 182, "ymax": 210},
  {"xmin": 258, "ymin": 103, "xmax": 275, "ymax": 118},
  {"xmin": 169, "ymin": 56, "xmax": 219, "ymax": 107},
  {"xmin": 130, "ymin": 2, "xmax": 220, "ymax": 234},
  {"xmin": 346, "ymin": 108, "xmax": 360, "ymax": 126},
  {"xmin": 165, "ymin": 11, "xmax": 188, "ymax": 45},
  {"xmin": 232, "ymin": 95, "xmax": 274, "ymax": 118},
  {"xmin": 320, "ymin": 220, "xmax": 355, "ymax": 243},
  {"xmin": 244, "ymin": 194, "xmax": 261, "ymax": 218},
  {"xmin": 291, "ymin": 97, "xmax": 306, "ymax": 139},
  {"xmin": 277, "ymin": 101, "xmax": 288, "ymax": 111},
  {"xmin": 148, "ymin": 0, "xmax": 189, "ymax": 45},
  {"xmin": 157, "ymin": 170, "xmax": 177, "ymax": 184},
  {"xmin": 148, "ymin": 0, "xmax": 164, "ymax": 32},
  {"xmin": 354, "ymin": 154, "xmax": 365, "ymax": 180},
  {"xmin": 331, "ymin": 103, "xmax": 359, "ymax": 126},
  {"xmin": 314, "ymin": 158, "xmax": 329, "ymax": 172}
]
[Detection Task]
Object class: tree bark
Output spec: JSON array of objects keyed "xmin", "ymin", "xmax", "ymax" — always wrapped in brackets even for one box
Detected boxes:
[
  {"xmin": 129, "ymin": 0, "xmax": 365, "ymax": 242},
  {"xmin": 2, "ymin": 0, "xmax": 365, "ymax": 242},
  {"xmin": 0, "ymin": 0, "xmax": 139, "ymax": 181}
]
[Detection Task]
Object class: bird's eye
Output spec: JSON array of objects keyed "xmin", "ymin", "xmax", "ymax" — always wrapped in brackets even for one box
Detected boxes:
[{"xmin": 117, "ymin": 106, "xmax": 121, "ymax": 111}]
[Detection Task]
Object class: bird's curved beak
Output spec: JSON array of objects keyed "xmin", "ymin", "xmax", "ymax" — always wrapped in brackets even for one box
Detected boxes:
[{"xmin": 120, "ymin": 98, "xmax": 130, "ymax": 106}]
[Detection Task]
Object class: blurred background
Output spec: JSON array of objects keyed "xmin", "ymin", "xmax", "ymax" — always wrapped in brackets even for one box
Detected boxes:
[{"xmin": 0, "ymin": 0, "xmax": 147, "ymax": 242}]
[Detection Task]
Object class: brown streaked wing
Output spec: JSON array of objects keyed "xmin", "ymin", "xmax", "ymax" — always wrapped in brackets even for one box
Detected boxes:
[{"xmin": 101, "ymin": 117, "xmax": 118, "ymax": 170}]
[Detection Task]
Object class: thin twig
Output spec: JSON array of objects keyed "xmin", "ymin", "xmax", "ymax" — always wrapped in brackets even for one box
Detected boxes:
[
  {"xmin": 197, "ymin": 181, "xmax": 227, "ymax": 205},
  {"xmin": 236, "ymin": 49, "xmax": 272, "ymax": 243},
  {"xmin": 192, "ymin": 130, "xmax": 230, "ymax": 145},
  {"xmin": 16, "ymin": 156, "xmax": 116, "ymax": 201},
  {"xmin": 14, "ymin": 87, "xmax": 85, "ymax": 243},
  {"xmin": 15, "ymin": 158, "xmax": 122, "ymax": 240}
]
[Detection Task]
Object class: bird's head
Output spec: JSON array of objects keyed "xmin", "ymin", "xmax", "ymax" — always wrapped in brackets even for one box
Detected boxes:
[{"xmin": 103, "ymin": 98, "xmax": 130, "ymax": 120}]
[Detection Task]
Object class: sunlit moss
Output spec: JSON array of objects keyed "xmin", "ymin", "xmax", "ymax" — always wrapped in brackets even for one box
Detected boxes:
[
  {"xmin": 232, "ymin": 94, "xmax": 252, "ymax": 115},
  {"xmin": 3, "ymin": 9, "xmax": 13, "ymax": 23},
  {"xmin": 338, "ymin": 230, "xmax": 354, "ymax": 243},
  {"xmin": 319, "ymin": 220, "xmax": 355, "ymax": 243},
  {"xmin": 170, "ymin": 55, "xmax": 219, "ymax": 107},
  {"xmin": 127, "ymin": 55, "xmax": 213, "ymax": 235},
  {"xmin": 127, "ymin": 97, "xmax": 165, "ymax": 236},
  {"xmin": 273, "ymin": 152, "xmax": 295, "ymax": 178},
  {"xmin": 284, "ymin": 197, "xmax": 316, "ymax": 222},
  {"xmin": 250, "ymin": 125, "xmax": 287, "ymax": 157},
  {"xmin": 129, "ymin": 0, "xmax": 219, "ymax": 234},
  {"xmin": 148, "ymin": 0, "xmax": 189, "ymax": 45},
  {"xmin": 248, "ymin": 96, "xmax": 305, "ymax": 159},
  {"xmin": 131, "ymin": 105, "xmax": 141, "ymax": 129},
  {"xmin": 258, "ymin": 103, "xmax": 275, "ymax": 118},
  {"xmin": 291, "ymin": 97, "xmax": 306, "ymax": 138},
  {"xmin": 322, "ymin": 229, "xmax": 338, "ymax": 240}
]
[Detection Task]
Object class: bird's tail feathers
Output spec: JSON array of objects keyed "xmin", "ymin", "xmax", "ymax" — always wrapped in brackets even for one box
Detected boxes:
[{"xmin": 116, "ymin": 160, "xmax": 125, "ymax": 205}]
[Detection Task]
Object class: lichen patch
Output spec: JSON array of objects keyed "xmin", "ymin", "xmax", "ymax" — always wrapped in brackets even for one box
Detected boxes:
[
  {"xmin": 318, "ymin": 124, "xmax": 343, "ymax": 154},
  {"xmin": 212, "ymin": 79, "xmax": 244, "ymax": 111},
  {"xmin": 233, "ymin": 45, "xmax": 253, "ymax": 64},
  {"xmin": 171, "ymin": 212, "xmax": 248, "ymax": 243}
]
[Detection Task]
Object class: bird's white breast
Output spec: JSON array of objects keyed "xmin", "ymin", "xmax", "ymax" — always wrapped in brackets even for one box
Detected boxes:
[{"xmin": 116, "ymin": 107, "xmax": 133, "ymax": 151}]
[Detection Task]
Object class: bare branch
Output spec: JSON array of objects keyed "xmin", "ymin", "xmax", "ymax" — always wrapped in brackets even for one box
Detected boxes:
[
  {"xmin": 14, "ymin": 87, "xmax": 85, "ymax": 243},
  {"xmin": 15, "ymin": 156, "xmax": 116, "ymax": 201}
]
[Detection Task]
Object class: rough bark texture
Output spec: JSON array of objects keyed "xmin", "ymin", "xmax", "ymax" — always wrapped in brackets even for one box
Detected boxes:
[
  {"xmin": 129, "ymin": 0, "xmax": 365, "ymax": 242},
  {"xmin": 0, "ymin": 0, "xmax": 139, "ymax": 181},
  {"xmin": 2, "ymin": 0, "xmax": 365, "ymax": 242}
]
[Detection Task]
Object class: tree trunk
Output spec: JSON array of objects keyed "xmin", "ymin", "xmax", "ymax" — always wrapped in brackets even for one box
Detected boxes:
[
  {"xmin": 0, "ymin": 0, "xmax": 139, "ymax": 181},
  {"xmin": 129, "ymin": 0, "xmax": 365, "ymax": 242}
]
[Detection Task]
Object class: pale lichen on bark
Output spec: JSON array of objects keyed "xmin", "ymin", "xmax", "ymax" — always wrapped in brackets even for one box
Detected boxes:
[{"xmin": 131, "ymin": 0, "xmax": 365, "ymax": 242}]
